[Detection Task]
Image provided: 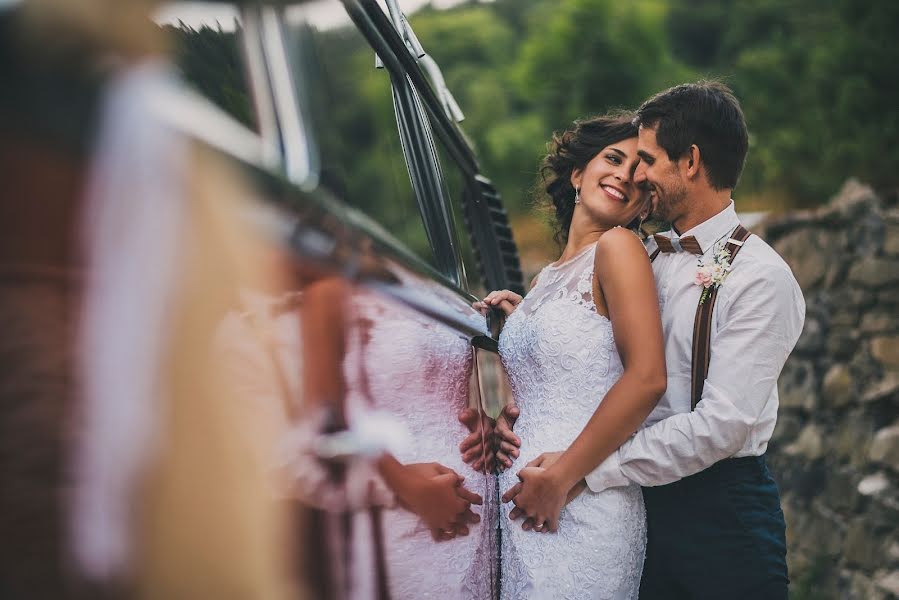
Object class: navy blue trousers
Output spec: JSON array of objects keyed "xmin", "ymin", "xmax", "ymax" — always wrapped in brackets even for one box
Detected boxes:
[{"xmin": 639, "ymin": 456, "xmax": 789, "ymax": 600}]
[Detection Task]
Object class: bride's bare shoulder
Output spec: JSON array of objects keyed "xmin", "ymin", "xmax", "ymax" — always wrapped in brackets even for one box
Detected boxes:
[
  {"xmin": 593, "ymin": 228, "xmax": 657, "ymax": 300},
  {"xmin": 594, "ymin": 227, "xmax": 649, "ymax": 266}
]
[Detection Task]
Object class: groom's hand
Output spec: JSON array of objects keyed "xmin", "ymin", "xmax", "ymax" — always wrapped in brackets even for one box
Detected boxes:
[
  {"xmin": 502, "ymin": 452, "xmax": 561, "ymax": 511},
  {"xmin": 516, "ymin": 479, "xmax": 588, "ymax": 532},
  {"xmin": 503, "ymin": 452, "xmax": 587, "ymax": 533},
  {"xmin": 527, "ymin": 451, "xmax": 563, "ymax": 469},
  {"xmin": 508, "ymin": 480, "xmax": 588, "ymax": 533},
  {"xmin": 503, "ymin": 466, "xmax": 566, "ymax": 533}
]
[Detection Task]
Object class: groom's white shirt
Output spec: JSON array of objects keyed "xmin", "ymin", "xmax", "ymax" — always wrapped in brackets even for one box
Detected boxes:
[{"xmin": 586, "ymin": 201, "xmax": 805, "ymax": 492}]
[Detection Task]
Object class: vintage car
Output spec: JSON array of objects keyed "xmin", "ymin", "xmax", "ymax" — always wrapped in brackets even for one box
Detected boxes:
[
  {"xmin": 166, "ymin": 0, "xmax": 524, "ymax": 597},
  {"xmin": 0, "ymin": 0, "xmax": 522, "ymax": 595}
]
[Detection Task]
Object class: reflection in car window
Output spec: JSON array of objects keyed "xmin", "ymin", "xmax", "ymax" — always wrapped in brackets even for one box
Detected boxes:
[
  {"xmin": 286, "ymin": 4, "xmax": 438, "ymax": 268},
  {"xmin": 158, "ymin": 3, "xmax": 259, "ymax": 133}
]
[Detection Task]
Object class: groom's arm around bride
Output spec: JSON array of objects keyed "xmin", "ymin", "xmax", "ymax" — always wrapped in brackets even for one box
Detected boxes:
[{"xmin": 508, "ymin": 82, "xmax": 806, "ymax": 599}]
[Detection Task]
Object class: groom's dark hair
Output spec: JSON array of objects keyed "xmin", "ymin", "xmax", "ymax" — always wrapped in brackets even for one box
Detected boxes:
[{"xmin": 635, "ymin": 81, "xmax": 748, "ymax": 190}]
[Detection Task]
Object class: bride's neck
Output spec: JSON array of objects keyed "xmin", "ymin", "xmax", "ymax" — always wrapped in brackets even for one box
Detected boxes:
[{"xmin": 560, "ymin": 221, "xmax": 612, "ymax": 262}]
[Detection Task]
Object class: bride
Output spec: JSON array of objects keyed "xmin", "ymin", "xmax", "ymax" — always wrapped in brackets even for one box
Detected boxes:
[{"xmin": 480, "ymin": 112, "xmax": 666, "ymax": 599}]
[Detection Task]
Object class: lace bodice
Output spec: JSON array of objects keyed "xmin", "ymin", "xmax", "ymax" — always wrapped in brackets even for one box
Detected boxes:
[
  {"xmin": 500, "ymin": 242, "xmax": 624, "ymax": 445},
  {"xmin": 498, "ymin": 242, "xmax": 645, "ymax": 599}
]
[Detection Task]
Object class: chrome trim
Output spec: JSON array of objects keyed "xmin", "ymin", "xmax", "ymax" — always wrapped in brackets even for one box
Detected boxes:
[
  {"xmin": 419, "ymin": 55, "xmax": 464, "ymax": 124},
  {"xmin": 383, "ymin": 0, "xmax": 404, "ymax": 41},
  {"xmin": 259, "ymin": 5, "xmax": 318, "ymax": 189},
  {"xmin": 343, "ymin": 0, "xmax": 466, "ymax": 285},
  {"xmin": 389, "ymin": 74, "xmax": 465, "ymax": 285},
  {"xmin": 347, "ymin": 0, "xmax": 478, "ymax": 174},
  {"xmin": 399, "ymin": 12, "xmax": 425, "ymax": 59},
  {"xmin": 242, "ymin": 192, "xmax": 488, "ymax": 339},
  {"xmin": 239, "ymin": 5, "xmax": 283, "ymax": 169},
  {"xmin": 382, "ymin": 0, "xmax": 425, "ymax": 58},
  {"xmin": 153, "ymin": 83, "xmax": 274, "ymax": 170}
]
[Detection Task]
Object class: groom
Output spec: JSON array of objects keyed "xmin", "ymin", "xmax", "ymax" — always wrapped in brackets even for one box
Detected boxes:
[{"xmin": 502, "ymin": 81, "xmax": 805, "ymax": 599}]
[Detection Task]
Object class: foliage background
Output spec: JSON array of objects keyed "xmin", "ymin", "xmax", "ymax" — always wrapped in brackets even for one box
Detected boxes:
[
  {"xmin": 165, "ymin": 0, "xmax": 899, "ymax": 262},
  {"xmin": 163, "ymin": 6, "xmax": 899, "ymax": 598}
]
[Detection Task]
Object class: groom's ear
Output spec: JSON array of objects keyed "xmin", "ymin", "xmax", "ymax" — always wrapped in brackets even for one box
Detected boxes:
[{"xmin": 684, "ymin": 144, "xmax": 702, "ymax": 181}]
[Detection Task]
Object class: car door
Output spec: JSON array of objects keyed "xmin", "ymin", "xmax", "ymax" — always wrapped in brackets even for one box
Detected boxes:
[{"xmin": 163, "ymin": 1, "xmax": 523, "ymax": 596}]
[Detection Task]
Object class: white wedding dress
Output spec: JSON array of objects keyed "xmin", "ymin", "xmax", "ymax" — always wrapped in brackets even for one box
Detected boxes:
[{"xmin": 498, "ymin": 242, "xmax": 646, "ymax": 600}]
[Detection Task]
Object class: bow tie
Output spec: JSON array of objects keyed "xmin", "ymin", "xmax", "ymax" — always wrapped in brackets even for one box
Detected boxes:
[{"xmin": 653, "ymin": 233, "xmax": 703, "ymax": 255}]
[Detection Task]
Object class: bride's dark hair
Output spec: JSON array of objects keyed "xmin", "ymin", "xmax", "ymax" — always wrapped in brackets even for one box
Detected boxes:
[{"xmin": 538, "ymin": 111, "xmax": 639, "ymax": 246}]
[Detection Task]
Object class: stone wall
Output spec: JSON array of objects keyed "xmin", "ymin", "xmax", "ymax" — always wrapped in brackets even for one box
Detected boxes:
[{"xmin": 756, "ymin": 180, "xmax": 899, "ymax": 599}]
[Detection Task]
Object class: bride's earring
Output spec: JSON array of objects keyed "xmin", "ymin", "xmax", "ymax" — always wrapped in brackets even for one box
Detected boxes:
[{"xmin": 574, "ymin": 185, "xmax": 581, "ymax": 205}]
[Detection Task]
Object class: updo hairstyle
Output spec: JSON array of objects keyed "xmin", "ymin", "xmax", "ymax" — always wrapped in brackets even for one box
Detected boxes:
[{"xmin": 538, "ymin": 112, "xmax": 638, "ymax": 246}]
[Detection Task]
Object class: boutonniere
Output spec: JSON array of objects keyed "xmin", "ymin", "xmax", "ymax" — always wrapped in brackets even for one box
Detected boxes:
[{"xmin": 694, "ymin": 243, "xmax": 732, "ymax": 304}]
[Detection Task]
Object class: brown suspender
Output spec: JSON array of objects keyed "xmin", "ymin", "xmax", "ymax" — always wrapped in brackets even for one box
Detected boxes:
[{"xmin": 650, "ymin": 224, "xmax": 752, "ymax": 410}]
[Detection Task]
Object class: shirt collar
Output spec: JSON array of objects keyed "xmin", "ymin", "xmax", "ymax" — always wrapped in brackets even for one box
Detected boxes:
[{"xmin": 670, "ymin": 200, "xmax": 740, "ymax": 255}]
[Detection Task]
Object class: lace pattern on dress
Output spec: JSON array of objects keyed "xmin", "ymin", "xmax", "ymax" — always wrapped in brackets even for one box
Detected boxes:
[
  {"xmin": 525, "ymin": 243, "xmax": 597, "ymax": 317},
  {"xmin": 497, "ymin": 242, "xmax": 646, "ymax": 599}
]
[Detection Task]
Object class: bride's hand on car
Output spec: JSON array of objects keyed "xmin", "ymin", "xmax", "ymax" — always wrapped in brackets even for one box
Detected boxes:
[
  {"xmin": 473, "ymin": 289, "xmax": 522, "ymax": 316},
  {"xmin": 483, "ymin": 290, "xmax": 523, "ymax": 316}
]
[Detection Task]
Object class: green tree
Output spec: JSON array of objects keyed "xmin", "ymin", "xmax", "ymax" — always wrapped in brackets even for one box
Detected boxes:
[
  {"xmin": 666, "ymin": 0, "xmax": 899, "ymax": 204},
  {"xmin": 166, "ymin": 0, "xmax": 899, "ymax": 213},
  {"xmin": 409, "ymin": 5, "xmax": 534, "ymax": 211},
  {"xmin": 515, "ymin": 0, "xmax": 689, "ymax": 130}
]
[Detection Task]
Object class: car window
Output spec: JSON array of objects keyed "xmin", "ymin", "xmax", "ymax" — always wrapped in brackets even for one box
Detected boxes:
[
  {"xmin": 158, "ymin": 3, "xmax": 259, "ymax": 134},
  {"xmin": 285, "ymin": 3, "xmax": 438, "ymax": 268},
  {"xmin": 434, "ymin": 138, "xmax": 481, "ymax": 295}
]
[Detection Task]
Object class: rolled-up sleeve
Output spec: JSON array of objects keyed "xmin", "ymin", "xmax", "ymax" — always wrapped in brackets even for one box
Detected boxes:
[{"xmin": 586, "ymin": 263, "xmax": 805, "ymax": 492}]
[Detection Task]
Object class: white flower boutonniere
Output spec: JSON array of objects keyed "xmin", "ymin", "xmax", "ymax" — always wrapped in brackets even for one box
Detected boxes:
[{"xmin": 694, "ymin": 243, "xmax": 733, "ymax": 304}]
